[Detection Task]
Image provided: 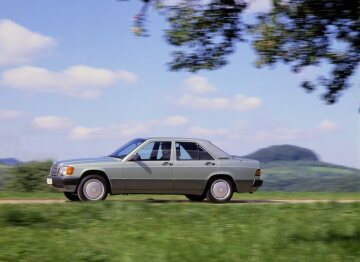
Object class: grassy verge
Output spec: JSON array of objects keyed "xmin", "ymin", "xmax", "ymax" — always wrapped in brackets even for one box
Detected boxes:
[
  {"xmin": 0, "ymin": 191, "xmax": 359, "ymax": 200},
  {"xmin": 0, "ymin": 202, "xmax": 359, "ymax": 261}
]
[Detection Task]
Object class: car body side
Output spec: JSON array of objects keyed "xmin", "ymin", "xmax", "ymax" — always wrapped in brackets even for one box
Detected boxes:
[{"xmin": 48, "ymin": 138, "xmax": 262, "ymax": 195}]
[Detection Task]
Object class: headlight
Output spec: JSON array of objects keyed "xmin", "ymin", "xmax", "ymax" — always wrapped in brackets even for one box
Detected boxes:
[{"xmin": 59, "ymin": 166, "xmax": 74, "ymax": 176}]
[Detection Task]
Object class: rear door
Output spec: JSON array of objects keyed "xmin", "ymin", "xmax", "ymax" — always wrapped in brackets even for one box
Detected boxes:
[
  {"xmin": 123, "ymin": 141, "xmax": 174, "ymax": 192},
  {"xmin": 173, "ymin": 141, "xmax": 218, "ymax": 193}
]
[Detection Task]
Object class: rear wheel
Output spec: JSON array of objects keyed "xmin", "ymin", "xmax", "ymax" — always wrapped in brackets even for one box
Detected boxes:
[
  {"xmin": 185, "ymin": 194, "xmax": 206, "ymax": 202},
  {"xmin": 206, "ymin": 178, "xmax": 233, "ymax": 203},
  {"xmin": 64, "ymin": 192, "xmax": 80, "ymax": 201},
  {"xmin": 77, "ymin": 175, "xmax": 108, "ymax": 201}
]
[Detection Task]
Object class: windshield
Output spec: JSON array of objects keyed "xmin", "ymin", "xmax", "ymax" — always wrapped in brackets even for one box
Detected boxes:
[{"xmin": 109, "ymin": 138, "xmax": 146, "ymax": 159}]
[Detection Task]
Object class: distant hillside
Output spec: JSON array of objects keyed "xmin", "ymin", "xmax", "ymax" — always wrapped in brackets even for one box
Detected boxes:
[
  {"xmin": 260, "ymin": 160, "xmax": 360, "ymax": 192},
  {"xmin": 0, "ymin": 158, "xmax": 21, "ymax": 166},
  {"xmin": 243, "ymin": 145, "xmax": 359, "ymax": 192},
  {"xmin": 244, "ymin": 145, "xmax": 319, "ymax": 162}
]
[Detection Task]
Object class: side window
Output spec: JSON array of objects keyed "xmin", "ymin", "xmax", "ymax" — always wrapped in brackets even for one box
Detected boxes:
[
  {"xmin": 176, "ymin": 142, "xmax": 198, "ymax": 160},
  {"xmin": 136, "ymin": 141, "xmax": 171, "ymax": 161},
  {"xmin": 176, "ymin": 142, "xmax": 214, "ymax": 160},
  {"xmin": 199, "ymin": 145, "xmax": 214, "ymax": 160},
  {"xmin": 157, "ymin": 142, "xmax": 172, "ymax": 161}
]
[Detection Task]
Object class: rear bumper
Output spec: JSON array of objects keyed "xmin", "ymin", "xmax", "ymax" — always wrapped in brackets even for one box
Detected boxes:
[
  {"xmin": 250, "ymin": 179, "xmax": 263, "ymax": 192},
  {"xmin": 46, "ymin": 175, "xmax": 79, "ymax": 192},
  {"xmin": 234, "ymin": 179, "xmax": 263, "ymax": 193}
]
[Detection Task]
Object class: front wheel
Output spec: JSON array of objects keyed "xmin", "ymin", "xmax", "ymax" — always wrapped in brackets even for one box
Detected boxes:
[
  {"xmin": 64, "ymin": 192, "xmax": 80, "ymax": 201},
  {"xmin": 77, "ymin": 175, "xmax": 108, "ymax": 201},
  {"xmin": 206, "ymin": 178, "xmax": 233, "ymax": 203},
  {"xmin": 185, "ymin": 194, "xmax": 206, "ymax": 202}
]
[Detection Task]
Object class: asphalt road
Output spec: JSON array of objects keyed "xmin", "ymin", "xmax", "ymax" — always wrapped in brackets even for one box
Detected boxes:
[{"xmin": 0, "ymin": 199, "xmax": 359, "ymax": 204}]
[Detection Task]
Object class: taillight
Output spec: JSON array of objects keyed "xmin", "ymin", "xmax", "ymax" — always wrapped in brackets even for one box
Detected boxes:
[{"xmin": 255, "ymin": 169, "xmax": 261, "ymax": 177}]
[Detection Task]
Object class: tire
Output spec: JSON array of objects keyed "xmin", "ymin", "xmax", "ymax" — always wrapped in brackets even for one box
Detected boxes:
[
  {"xmin": 206, "ymin": 177, "xmax": 233, "ymax": 203},
  {"xmin": 64, "ymin": 192, "xmax": 80, "ymax": 201},
  {"xmin": 77, "ymin": 174, "xmax": 108, "ymax": 201},
  {"xmin": 185, "ymin": 194, "xmax": 206, "ymax": 202}
]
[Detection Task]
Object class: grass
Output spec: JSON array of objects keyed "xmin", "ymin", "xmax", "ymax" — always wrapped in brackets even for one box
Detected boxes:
[
  {"xmin": 0, "ymin": 191, "xmax": 359, "ymax": 200},
  {"xmin": 0, "ymin": 202, "xmax": 359, "ymax": 261}
]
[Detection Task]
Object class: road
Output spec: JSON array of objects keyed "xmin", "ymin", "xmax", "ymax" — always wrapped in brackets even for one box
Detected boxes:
[{"xmin": 0, "ymin": 199, "xmax": 359, "ymax": 204}]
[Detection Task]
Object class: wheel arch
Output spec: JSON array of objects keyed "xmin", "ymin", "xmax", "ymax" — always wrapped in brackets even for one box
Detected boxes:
[
  {"xmin": 78, "ymin": 169, "xmax": 112, "ymax": 194},
  {"xmin": 204, "ymin": 173, "xmax": 238, "ymax": 194}
]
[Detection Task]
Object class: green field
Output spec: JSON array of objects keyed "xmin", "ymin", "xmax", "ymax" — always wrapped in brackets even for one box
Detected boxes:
[{"xmin": 0, "ymin": 202, "xmax": 359, "ymax": 261}]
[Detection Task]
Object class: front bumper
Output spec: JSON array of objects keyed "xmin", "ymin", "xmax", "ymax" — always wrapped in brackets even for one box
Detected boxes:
[{"xmin": 46, "ymin": 175, "xmax": 79, "ymax": 192}]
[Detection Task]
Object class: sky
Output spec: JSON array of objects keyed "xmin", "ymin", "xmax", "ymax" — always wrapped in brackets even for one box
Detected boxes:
[{"xmin": 0, "ymin": 0, "xmax": 359, "ymax": 168}]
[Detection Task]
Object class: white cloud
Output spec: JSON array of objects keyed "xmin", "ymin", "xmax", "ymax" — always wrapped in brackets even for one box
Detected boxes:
[
  {"xmin": 178, "ymin": 94, "xmax": 262, "ymax": 111},
  {"xmin": 68, "ymin": 115, "xmax": 189, "ymax": 140},
  {"xmin": 163, "ymin": 116, "xmax": 189, "ymax": 126},
  {"xmin": 68, "ymin": 126, "xmax": 103, "ymax": 140},
  {"xmin": 161, "ymin": 0, "xmax": 212, "ymax": 7},
  {"xmin": 178, "ymin": 95, "xmax": 228, "ymax": 110},
  {"xmin": 233, "ymin": 94, "xmax": 263, "ymax": 111},
  {"xmin": 0, "ymin": 109, "xmax": 23, "ymax": 120},
  {"xmin": 32, "ymin": 116, "xmax": 72, "ymax": 130},
  {"xmin": 2, "ymin": 65, "xmax": 138, "ymax": 98},
  {"xmin": 177, "ymin": 76, "xmax": 262, "ymax": 111},
  {"xmin": 245, "ymin": 0, "xmax": 272, "ymax": 13},
  {"xmin": 253, "ymin": 120, "xmax": 340, "ymax": 142},
  {"xmin": 68, "ymin": 122, "xmax": 148, "ymax": 140},
  {"xmin": 317, "ymin": 120, "xmax": 339, "ymax": 132},
  {"xmin": 0, "ymin": 19, "xmax": 55, "ymax": 66},
  {"xmin": 184, "ymin": 76, "xmax": 216, "ymax": 94}
]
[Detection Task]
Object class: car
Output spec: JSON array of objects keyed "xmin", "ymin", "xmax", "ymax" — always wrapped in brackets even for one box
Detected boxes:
[{"xmin": 47, "ymin": 137, "xmax": 263, "ymax": 203}]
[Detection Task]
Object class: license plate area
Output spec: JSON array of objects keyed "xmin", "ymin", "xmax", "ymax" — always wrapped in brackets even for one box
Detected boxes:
[{"xmin": 46, "ymin": 178, "xmax": 53, "ymax": 185}]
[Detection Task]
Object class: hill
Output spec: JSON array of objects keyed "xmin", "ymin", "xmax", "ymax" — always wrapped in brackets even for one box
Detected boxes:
[
  {"xmin": 243, "ymin": 145, "xmax": 360, "ymax": 192},
  {"xmin": 261, "ymin": 160, "xmax": 360, "ymax": 192},
  {"xmin": 244, "ymin": 145, "xmax": 319, "ymax": 162},
  {"xmin": 0, "ymin": 158, "xmax": 22, "ymax": 166}
]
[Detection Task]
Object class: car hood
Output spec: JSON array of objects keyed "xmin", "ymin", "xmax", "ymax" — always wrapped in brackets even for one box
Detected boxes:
[{"xmin": 56, "ymin": 156, "xmax": 119, "ymax": 166}]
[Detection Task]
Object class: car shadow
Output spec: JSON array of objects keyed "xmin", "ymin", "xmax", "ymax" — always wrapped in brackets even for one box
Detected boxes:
[{"xmin": 108, "ymin": 198, "xmax": 283, "ymax": 204}]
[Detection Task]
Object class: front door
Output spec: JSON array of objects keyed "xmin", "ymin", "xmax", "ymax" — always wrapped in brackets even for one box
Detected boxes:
[{"xmin": 124, "ymin": 141, "xmax": 173, "ymax": 192}]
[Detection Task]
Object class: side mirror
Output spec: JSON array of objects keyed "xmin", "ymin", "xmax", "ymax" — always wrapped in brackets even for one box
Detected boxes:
[{"xmin": 128, "ymin": 153, "xmax": 140, "ymax": 161}]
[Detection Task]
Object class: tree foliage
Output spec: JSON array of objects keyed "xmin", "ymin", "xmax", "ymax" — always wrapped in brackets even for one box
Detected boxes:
[
  {"xmin": 6, "ymin": 161, "xmax": 52, "ymax": 192},
  {"xmin": 252, "ymin": 0, "xmax": 359, "ymax": 104},
  {"xmin": 130, "ymin": 0, "xmax": 359, "ymax": 104}
]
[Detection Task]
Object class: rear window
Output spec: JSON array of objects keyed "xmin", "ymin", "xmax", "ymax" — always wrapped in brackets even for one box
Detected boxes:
[{"xmin": 175, "ymin": 142, "xmax": 214, "ymax": 161}]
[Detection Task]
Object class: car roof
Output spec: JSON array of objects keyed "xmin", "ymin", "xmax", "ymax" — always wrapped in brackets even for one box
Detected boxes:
[{"xmin": 143, "ymin": 137, "xmax": 210, "ymax": 143}]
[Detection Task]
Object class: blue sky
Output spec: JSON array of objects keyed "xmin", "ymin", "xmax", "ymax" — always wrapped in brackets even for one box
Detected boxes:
[{"xmin": 0, "ymin": 0, "xmax": 359, "ymax": 168}]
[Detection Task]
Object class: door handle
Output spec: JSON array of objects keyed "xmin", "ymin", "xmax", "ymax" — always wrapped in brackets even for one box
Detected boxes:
[
  {"xmin": 205, "ymin": 162, "xmax": 215, "ymax": 166},
  {"xmin": 162, "ymin": 162, "xmax": 173, "ymax": 166}
]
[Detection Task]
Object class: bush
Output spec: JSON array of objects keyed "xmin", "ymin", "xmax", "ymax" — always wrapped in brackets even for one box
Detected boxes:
[
  {"xmin": 6, "ymin": 161, "xmax": 53, "ymax": 192},
  {"xmin": 2, "ymin": 207, "xmax": 46, "ymax": 226}
]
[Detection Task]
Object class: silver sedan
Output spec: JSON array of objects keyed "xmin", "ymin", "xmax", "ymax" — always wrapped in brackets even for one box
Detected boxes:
[{"xmin": 47, "ymin": 137, "xmax": 263, "ymax": 203}]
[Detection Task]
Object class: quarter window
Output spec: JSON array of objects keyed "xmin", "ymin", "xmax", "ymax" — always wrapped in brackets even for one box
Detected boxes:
[
  {"xmin": 136, "ymin": 141, "xmax": 172, "ymax": 161},
  {"xmin": 175, "ymin": 142, "xmax": 214, "ymax": 161}
]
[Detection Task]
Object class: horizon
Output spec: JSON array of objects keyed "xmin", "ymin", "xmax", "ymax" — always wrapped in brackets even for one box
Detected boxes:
[
  {"xmin": 0, "ymin": 0, "xmax": 359, "ymax": 168},
  {"xmin": 1, "ymin": 143, "xmax": 359, "ymax": 170}
]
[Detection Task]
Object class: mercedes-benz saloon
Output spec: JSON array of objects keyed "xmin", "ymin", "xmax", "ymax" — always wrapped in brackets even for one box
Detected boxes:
[{"xmin": 47, "ymin": 137, "xmax": 263, "ymax": 203}]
